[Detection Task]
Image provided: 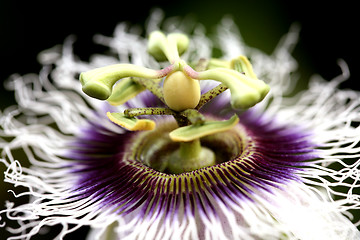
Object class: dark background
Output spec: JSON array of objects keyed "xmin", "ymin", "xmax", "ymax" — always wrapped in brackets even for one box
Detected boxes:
[
  {"xmin": 0, "ymin": 0, "xmax": 358, "ymax": 239},
  {"xmin": 0, "ymin": 0, "xmax": 358, "ymax": 108}
]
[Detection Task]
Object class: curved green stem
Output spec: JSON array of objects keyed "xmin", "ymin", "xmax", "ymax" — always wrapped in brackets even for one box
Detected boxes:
[
  {"xmin": 124, "ymin": 107, "xmax": 205, "ymax": 128},
  {"xmin": 196, "ymin": 83, "xmax": 228, "ymax": 110},
  {"xmin": 124, "ymin": 107, "xmax": 173, "ymax": 117}
]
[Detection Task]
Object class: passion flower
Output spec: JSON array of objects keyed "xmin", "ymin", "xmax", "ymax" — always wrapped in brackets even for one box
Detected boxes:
[{"xmin": 1, "ymin": 11, "xmax": 359, "ymax": 240}]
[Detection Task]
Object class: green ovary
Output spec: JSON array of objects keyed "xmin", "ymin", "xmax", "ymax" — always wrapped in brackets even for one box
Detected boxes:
[{"xmin": 163, "ymin": 71, "xmax": 201, "ymax": 112}]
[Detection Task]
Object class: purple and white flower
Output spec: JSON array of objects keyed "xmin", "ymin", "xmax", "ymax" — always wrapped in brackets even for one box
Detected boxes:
[{"xmin": 1, "ymin": 11, "xmax": 360, "ymax": 240}]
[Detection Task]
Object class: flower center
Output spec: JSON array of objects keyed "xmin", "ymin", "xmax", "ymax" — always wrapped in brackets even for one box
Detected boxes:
[
  {"xmin": 127, "ymin": 118, "xmax": 247, "ymax": 174},
  {"xmin": 79, "ymin": 31, "xmax": 269, "ymax": 175}
]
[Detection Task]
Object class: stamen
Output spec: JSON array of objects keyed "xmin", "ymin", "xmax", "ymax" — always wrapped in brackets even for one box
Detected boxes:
[
  {"xmin": 79, "ymin": 31, "xmax": 270, "ymax": 174},
  {"xmin": 196, "ymin": 67, "xmax": 270, "ymax": 109},
  {"xmin": 107, "ymin": 112, "xmax": 156, "ymax": 131},
  {"xmin": 107, "ymin": 77, "xmax": 146, "ymax": 106},
  {"xmin": 169, "ymin": 114, "xmax": 239, "ymax": 142}
]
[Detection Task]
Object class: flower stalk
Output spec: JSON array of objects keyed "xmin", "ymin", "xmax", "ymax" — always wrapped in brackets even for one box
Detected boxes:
[{"xmin": 167, "ymin": 139, "xmax": 216, "ymax": 174}]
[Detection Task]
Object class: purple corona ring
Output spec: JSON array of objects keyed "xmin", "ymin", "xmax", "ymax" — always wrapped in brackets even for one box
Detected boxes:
[{"xmin": 1, "ymin": 10, "xmax": 360, "ymax": 240}]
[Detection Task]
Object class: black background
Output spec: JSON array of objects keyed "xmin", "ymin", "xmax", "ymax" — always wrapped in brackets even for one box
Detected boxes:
[
  {"xmin": 0, "ymin": 0, "xmax": 358, "ymax": 107},
  {"xmin": 0, "ymin": 0, "xmax": 358, "ymax": 239}
]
